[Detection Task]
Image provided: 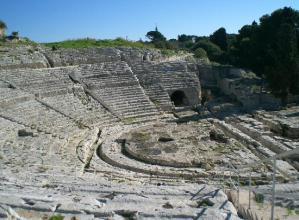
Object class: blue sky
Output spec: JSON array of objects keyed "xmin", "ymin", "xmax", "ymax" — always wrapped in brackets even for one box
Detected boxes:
[{"xmin": 1, "ymin": 0, "xmax": 298, "ymax": 43}]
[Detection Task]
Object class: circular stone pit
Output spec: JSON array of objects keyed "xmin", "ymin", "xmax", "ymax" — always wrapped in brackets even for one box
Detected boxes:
[{"xmin": 121, "ymin": 120, "xmax": 257, "ymax": 170}]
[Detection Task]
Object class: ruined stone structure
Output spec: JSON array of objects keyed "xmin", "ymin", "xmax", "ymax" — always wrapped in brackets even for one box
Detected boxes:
[
  {"xmin": 0, "ymin": 45, "xmax": 298, "ymax": 219},
  {"xmin": 197, "ymin": 64, "xmax": 288, "ymax": 110}
]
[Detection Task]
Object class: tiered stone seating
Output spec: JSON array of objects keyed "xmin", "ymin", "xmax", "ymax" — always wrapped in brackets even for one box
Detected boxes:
[
  {"xmin": 133, "ymin": 61, "xmax": 200, "ymax": 89},
  {"xmin": 141, "ymin": 84, "xmax": 173, "ymax": 111},
  {"xmin": 0, "ymin": 68, "xmax": 73, "ymax": 97},
  {"xmin": 254, "ymin": 182, "xmax": 299, "ymax": 211},
  {"xmin": 0, "ymin": 117, "xmax": 24, "ymax": 147},
  {"xmin": 93, "ymin": 86, "xmax": 159, "ymax": 119},
  {"xmin": 45, "ymin": 47, "xmax": 121, "ymax": 67},
  {"xmin": 255, "ymin": 108, "xmax": 299, "ymax": 139},
  {"xmin": 153, "ymin": 62, "xmax": 200, "ymax": 90},
  {"xmin": 0, "ymin": 122, "xmax": 65, "ymax": 170},
  {"xmin": 0, "ymin": 176, "xmax": 240, "ymax": 219},
  {"xmin": 0, "ymin": 80, "xmax": 9, "ymax": 88},
  {"xmin": 228, "ymin": 115, "xmax": 298, "ymax": 153},
  {"xmin": 0, "ymin": 66, "xmax": 120, "ymax": 128},
  {"xmin": 215, "ymin": 119, "xmax": 298, "ymax": 176},
  {"xmin": 131, "ymin": 61, "xmax": 201, "ymax": 108},
  {"xmin": 0, "ymin": 87, "xmax": 34, "ymax": 107},
  {"xmin": 130, "ymin": 61, "xmax": 173, "ymax": 111},
  {"xmin": 41, "ymin": 93, "xmax": 118, "ymax": 127},
  {"xmin": 0, "ymin": 99, "xmax": 78, "ymax": 137},
  {"xmin": 77, "ymin": 62, "xmax": 160, "ymax": 122}
]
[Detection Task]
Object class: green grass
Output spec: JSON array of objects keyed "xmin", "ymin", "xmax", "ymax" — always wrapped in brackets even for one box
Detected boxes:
[
  {"xmin": 286, "ymin": 208, "xmax": 297, "ymax": 216},
  {"xmin": 49, "ymin": 214, "xmax": 64, "ymax": 220},
  {"xmin": 43, "ymin": 37, "xmax": 155, "ymax": 49},
  {"xmin": 43, "ymin": 38, "xmax": 187, "ymax": 58}
]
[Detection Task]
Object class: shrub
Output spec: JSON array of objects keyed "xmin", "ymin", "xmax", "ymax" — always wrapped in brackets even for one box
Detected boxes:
[
  {"xmin": 49, "ymin": 214, "xmax": 64, "ymax": 220},
  {"xmin": 194, "ymin": 48, "xmax": 208, "ymax": 59},
  {"xmin": 255, "ymin": 193, "xmax": 264, "ymax": 203},
  {"xmin": 12, "ymin": 31, "xmax": 19, "ymax": 38},
  {"xmin": 52, "ymin": 45, "xmax": 58, "ymax": 51},
  {"xmin": 193, "ymin": 39, "xmax": 224, "ymax": 62}
]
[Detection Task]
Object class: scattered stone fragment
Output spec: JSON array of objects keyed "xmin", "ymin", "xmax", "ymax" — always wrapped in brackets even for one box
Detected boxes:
[{"xmin": 18, "ymin": 129, "xmax": 33, "ymax": 137}]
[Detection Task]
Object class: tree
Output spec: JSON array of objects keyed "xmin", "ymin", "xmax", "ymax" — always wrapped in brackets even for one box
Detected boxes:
[
  {"xmin": 178, "ymin": 34, "xmax": 197, "ymax": 43},
  {"xmin": 210, "ymin": 27, "xmax": 228, "ymax": 51},
  {"xmin": 230, "ymin": 7, "xmax": 299, "ymax": 101},
  {"xmin": 257, "ymin": 7, "xmax": 299, "ymax": 101},
  {"xmin": 229, "ymin": 21, "xmax": 258, "ymax": 69},
  {"xmin": 263, "ymin": 23, "xmax": 299, "ymax": 101},
  {"xmin": 178, "ymin": 34, "xmax": 189, "ymax": 42},
  {"xmin": 193, "ymin": 39, "xmax": 223, "ymax": 62},
  {"xmin": 0, "ymin": 20, "xmax": 7, "ymax": 37},
  {"xmin": 194, "ymin": 48, "xmax": 208, "ymax": 60},
  {"xmin": 0, "ymin": 20, "xmax": 7, "ymax": 29},
  {"xmin": 12, "ymin": 31, "xmax": 19, "ymax": 38},
  {"xmin": 145, "ymin": 28, "xmax": 166, "ymax": 42},
  {"xmin": 145, "ymin": 27, "xmax": 168, "ymax": 49}
]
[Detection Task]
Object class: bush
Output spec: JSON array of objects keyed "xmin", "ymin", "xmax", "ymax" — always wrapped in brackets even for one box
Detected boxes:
[
  {"xmin": 12, "ymin": 31, "xmax": 19, "ymax": 38},
  {"xmin": 193, "ymin": 39, "xmax": 224, "ymax": 62},
  {"xmin": 52, "ymin": 45, "xmax": 58, "ymax": 51},
  {"xmin": 49, "ymin": 214, "xmax": 64, "ymax": 220},
  {"xmin": 255, "ymin": 193, "xmax": 264, "ymax": 203},
  {"xmin": 194, "ymin": 48, "xmax": 208, "ymax": 59}
]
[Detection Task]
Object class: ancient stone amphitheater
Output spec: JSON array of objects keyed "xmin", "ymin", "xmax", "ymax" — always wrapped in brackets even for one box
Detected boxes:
[{"xmin": 0, "ymin": 44, "xmax": 298, "ymax": 219}]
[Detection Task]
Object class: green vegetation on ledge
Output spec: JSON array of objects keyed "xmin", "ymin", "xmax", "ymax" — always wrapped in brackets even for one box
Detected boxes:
[
  {"xmin": 43, "ymin": 37, "xmax": 154, "ymax": 49},
  {"xmin": 43, "ymin": 37, "xmax": 187, "ymax": 58}
]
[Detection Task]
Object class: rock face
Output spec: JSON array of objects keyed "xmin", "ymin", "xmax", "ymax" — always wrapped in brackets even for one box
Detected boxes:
[
  {"xmin": 44, "ymin": 47, "xmax": 164, "ymax": 67},
  {"xmin": 0, "ymin": 44, "xmax": 298, "ymax": 219},
  {"xmin": 0, "ymin": 45, "xmax": 50, "ymax": 69},
  {"xmin": 198, "ymin": 64, "xmax": 287, "ymax": 110}
]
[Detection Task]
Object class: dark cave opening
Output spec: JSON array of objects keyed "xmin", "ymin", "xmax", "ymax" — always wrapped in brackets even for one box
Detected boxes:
[{"xmin": 170, "ymin": 90, "xmax": 189, "ymax": 107}]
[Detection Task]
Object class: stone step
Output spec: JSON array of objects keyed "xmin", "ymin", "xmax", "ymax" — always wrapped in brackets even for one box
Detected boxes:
[{"xmin": 121, "ymin": 111, "xmax": 158, "ymax": 119}]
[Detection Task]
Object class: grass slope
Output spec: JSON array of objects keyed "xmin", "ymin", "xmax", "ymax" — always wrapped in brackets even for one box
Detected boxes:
[
  {"xmin": 43, "ymin": 38, "xmax": 154, "ymax": 49},
  {"xmin": 43, "ymin": 38, "xmax": 187, "ymax": 57}
]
